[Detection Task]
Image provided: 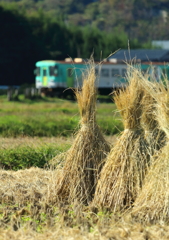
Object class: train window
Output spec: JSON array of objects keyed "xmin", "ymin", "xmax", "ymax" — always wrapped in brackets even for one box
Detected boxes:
[
  {"xmin": 101, "ymin": 69, "xmax": 109, "ymax": 77},
  {"xmin": 49, "ymin": 67, "xmax": 53, "ymax": 76},
  {"xmin": 122, "ymin": 69, "xmax": 127, "ymax": 77},
  {"xmin": 43, "ymin": 69, "xmax": 47, "ymax": 76},
  {"xmin": 50, "ymin": 66, "xmax": 58, "ymax": 76},
  {"xmin": 112, "ymin": 69, "xmax": 120, "ymax": 76},
  {"xmin": 95, "ymin": 68, "xmax": 99, "ymax": 75}
]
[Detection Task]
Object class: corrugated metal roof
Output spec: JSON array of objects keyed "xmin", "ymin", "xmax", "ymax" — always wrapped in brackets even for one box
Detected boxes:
[
  {"xmin": 108, "ymin": 49, "xmax": 169, "ymax": 62},
  {"xmin": 152, "ymin": 41, "xmax": 169, "ymax": 49}
]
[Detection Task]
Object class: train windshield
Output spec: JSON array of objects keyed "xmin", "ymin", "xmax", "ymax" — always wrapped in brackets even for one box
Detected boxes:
[
  {"xmin": 49, "ymin": 66, "xmax": 59, "ymax": 76},
  {"xmin": 43, "ymin": 69, "xmax": 47, "ymax": 76}
]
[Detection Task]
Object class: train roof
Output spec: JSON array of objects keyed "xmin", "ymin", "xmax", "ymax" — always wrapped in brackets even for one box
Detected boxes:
[
  {"xmin": 108, "ymin": 49, "xmax": 169, "ymax": 62},
  {"xmin": 36, "ymin": 59, "xmax": 169, "ymax": 66}
]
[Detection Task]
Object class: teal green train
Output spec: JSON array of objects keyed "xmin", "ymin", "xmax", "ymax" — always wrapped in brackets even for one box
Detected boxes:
[{"xmin": 34, "ymin": 58, "xmax": 169, "ymax": 97}]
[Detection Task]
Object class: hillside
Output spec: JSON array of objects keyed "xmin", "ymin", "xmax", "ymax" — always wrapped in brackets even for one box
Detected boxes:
[
  {"xmin": 0, "ymin": 0, "xmax": 168, "ymax": 85},
  {"xmin": 1, "ymin": 0, "xmax": 169, "ymax": 42}
]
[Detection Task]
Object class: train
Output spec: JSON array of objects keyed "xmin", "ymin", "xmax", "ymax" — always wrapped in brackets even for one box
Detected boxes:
[{"xmin": 34, "ymin": 58, "xmax": 169, "ymax": 98}]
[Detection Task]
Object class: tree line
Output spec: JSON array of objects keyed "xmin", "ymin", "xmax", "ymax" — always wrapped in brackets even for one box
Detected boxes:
[{"xmin": 0, "ymin": 3, "xmax": 152, "ymax": 86}]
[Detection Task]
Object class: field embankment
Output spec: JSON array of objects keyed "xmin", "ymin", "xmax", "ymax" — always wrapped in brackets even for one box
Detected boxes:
[
  {"xmin": 0, "ymin": 96, "xmax": 122, "ymax": 137},
  {"xmin": 0, "ymin": 95, "xmax": 119, "ymax": 170}
]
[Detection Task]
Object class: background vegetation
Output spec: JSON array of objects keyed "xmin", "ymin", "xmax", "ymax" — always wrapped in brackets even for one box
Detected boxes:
[
  {"xmin": 0, "ymin": 96, "xmax": 122, "ymax": 137},
  {"xmin": 0, "ymin": 0, "xmax": 166, "ymax": 86},
  {"xmin": 0, "ymin": 96, "xmax": 121, "ymax": 170}
]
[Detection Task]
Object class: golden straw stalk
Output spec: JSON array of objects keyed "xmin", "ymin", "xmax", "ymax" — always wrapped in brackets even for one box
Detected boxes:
[
  {"xmin": 54, "ymin": 60, "xmax": 110, "ymax": 205},
  {"xmin": 93, "ymin": 66, "xmax": 149, "ymax": 212}
]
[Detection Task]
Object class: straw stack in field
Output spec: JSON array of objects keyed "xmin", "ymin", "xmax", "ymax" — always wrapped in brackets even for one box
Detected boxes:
[
  {"xmin": 141, "ymin": 86, "xmax": 166, "ymax": 155},
  {"xmin": 55, "ymin": 62, "xmax": 110, "ymax": 205},
  {"xmin": 132, "ymin": 77, "xmax": 169, "ymax": 223},
  {"xmin": 92, "ymin": 67, "xmax": 149, "ymax": 212}
]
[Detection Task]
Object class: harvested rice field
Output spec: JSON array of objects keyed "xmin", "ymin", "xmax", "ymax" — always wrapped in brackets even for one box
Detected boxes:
[
  {"xmin": 2, "ymin": 64, "xmax": 169, "ymax": 239},
  {"xmin": 1, "ymin": 166, "xmax": 169, "ymax": 240}
]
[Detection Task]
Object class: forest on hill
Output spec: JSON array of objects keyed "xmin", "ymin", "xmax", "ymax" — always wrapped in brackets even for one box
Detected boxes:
[
  {"xmin": 1, "ymin": 0, "xmax": 169, "ymax": 41},
  {"xmin": 0, "ymin": 0, "xmax": 169, "ymax": 85}
]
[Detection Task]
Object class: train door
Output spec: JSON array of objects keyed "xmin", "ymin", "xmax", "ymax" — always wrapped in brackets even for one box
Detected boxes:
[
  {"xmin": 67, "ymin": 68, "xmax": 74, "ymax": 87},
  {"xmin": 42, "ymin": 67, "xmax": 48, "ymax": 87}
]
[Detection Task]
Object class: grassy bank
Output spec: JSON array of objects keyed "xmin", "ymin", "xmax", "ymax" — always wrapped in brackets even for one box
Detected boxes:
[
  {"xmin": 0, "ymin": 96, "xmax": 123, "ymax": 137},
  {"xmin": 0, "ymin": 136, "xmax": 116, "ymax": 170},
  {"xmin": 0, "ymin": 137, "xmax": 71, "ymax": 170}
]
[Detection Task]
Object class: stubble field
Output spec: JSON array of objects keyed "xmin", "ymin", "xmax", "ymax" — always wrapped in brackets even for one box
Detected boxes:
[{"xmin": 0, "ymin": 96, "xmax": 169, "ymax": 239}]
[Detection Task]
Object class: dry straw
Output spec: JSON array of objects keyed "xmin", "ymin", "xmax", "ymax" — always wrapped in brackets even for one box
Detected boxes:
[
  {"xmin": 141, "ymin": 77, "xmax": 166, "ymax": 156},
  {"xmin": 54, "ymin": 60, "xmax": 110, "ymax": 205},
  {"xmin": 132, "ymin": 74, "xmax": 169, "ymax": 223},
  {"xmin": 92, "ymin": 66, "xmax": 149, "ymax": 212}
]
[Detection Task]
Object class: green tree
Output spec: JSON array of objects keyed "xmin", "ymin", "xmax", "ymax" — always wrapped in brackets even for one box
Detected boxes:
[{"xmin": 0, "ymin": 5, "xmax": 48, "ymax": 85}]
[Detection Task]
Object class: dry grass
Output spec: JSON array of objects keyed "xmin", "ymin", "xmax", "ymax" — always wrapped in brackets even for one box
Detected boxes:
[
  {"xmin": 1, "ymin": 167, "xmax": 169, "ymax": 239},
  {"xmin": 0, "ymin": 136, "xmax": 115, "ymax": 151},
  {"xmin": 92, "ymin": 67, "xmax": 150, "ymax": 212},
  {"xmin": 2, "ymin": 218, "xmax": 169, "ymax": 240},
  {"xmin": 0, "ymin": 136, "xmax": 73, "ymax": 149},
  {"xmin": 141, "ymin": 86, "xmax": 166, "ymax": 156},
  {"xmin": 54, "ymin": 61, "xmax": 110, "ymax": 204},
  {"xmin": 0, "ymin": 167, "xmax": 54, "ymax": 205},
  {"xmin": 131, "ymin": 75, "xmax": 169, "ymax": 223},
  {"xmin": 131, "ymin": 146, "xmax": 169, "ymax": 223},
  {"xmin": 2, "ymin": 64, "xmax": 169, "ymax": 237}
]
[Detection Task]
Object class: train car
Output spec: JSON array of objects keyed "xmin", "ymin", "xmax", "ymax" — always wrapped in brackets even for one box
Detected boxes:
[
  {"xmin": 34, "ymin": 58, "xmax": 169, "ymax": 97},
  {"xmin": 34, "ymin": 58, "xmax": 88, "ymax": 98},
  {"xmin": 141, "ymin": 62, "xmax": 169, "ymax": 80}
]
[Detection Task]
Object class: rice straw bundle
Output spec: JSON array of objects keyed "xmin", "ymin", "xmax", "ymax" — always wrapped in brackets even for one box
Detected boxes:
[
  {"xmin": 55, "ymin": 62, "xmax": 110, "ymax": 205},
  {"xmin": 92, "ymin": 67, "xmax": 149, "ymax": 212},
  {"xmin": 141, "ymin": 87, "xmax": 166, "ymax": 155},
  {"xmin": 132, "ymin": 77, "xmax": 169, "ymax": 223}
]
